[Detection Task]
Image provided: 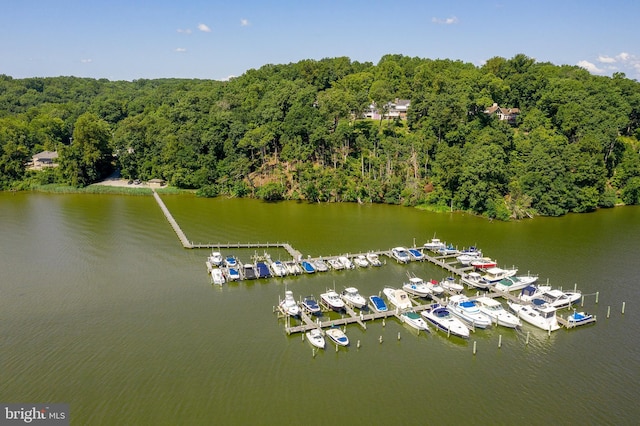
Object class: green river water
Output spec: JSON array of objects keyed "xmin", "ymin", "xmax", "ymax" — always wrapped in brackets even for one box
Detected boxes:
[{"xmin": 1, "ymin": 192, "xmax": 638, "ymax": 425}]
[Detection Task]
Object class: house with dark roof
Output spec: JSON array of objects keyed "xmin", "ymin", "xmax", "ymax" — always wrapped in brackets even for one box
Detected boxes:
[
  {"xmin": 30, "ymin": 151, "xmax": 59, "ymax": 169},
  {"xmin": 484, "ymin": 103, "xmax": 520, "ymax": 124}
]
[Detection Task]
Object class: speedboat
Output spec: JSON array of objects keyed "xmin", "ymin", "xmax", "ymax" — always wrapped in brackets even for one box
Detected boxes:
[
  {"xmin": 447, "ymin": 295, "xmax": 492, "ymax": 329},
  {"xmin": 366, "ymin": 252, "xmax": 382, "ymax": 266},
  {"xmin": 475, "ymin": 296, "xmax": 522, "ymax": 328},
  {"xmin": 402, "ymin": 276, "xmax": 431, "ymax": 298},
  {"xmin": 470, "ymin": 257, "xmax": 498, "ymax": 269},
  {"xmin": 437, "ymin": 244, "xmax": 459, "ymax": 256},
  {"xmin": 301, "ymin": 295, "xmax": 321, "ymax": 315},
  {"xmin": 567, "ymin": 310, "xmax": 595, "ymax": 327},
  {"xmin": 400, "ymin": 311, "xmax": 430, "ymax": 332},
  {"xmin": 211, "ymin": 268, "xmax": 225, "ymax": 285},
  {"xmin": 482, "ymin": 267, "xmax": 518, "ymax": 284},
  {"xmin": 461, "ymin": 272, "xmax": 492, "ymax": 290},
  {"xmin": 391, "ymin": 247, "xmax": 411, "ymax": 263},
  {"xmin": 426, "ymin": 279, "xmax": 445, "ymax": 297},
  {"xmin": 320, "ymin": 290, "xmax": 346, "ymax": 311},
  {"xmin": 242, "ymin": 263, "xmax": 257, "ymax": 280},
  {"xmin": 224, "ymin": 255, "xmax": 238, "ymax": 268},
  {"xmin": 369, "ymin": 295, "xmax": 388, "ymax": 312},
  {"xmin": 225, "ymin": 267, "xmax": 240, "ymax": 281},
  {"xmin": 421, "ymin": 304, "xmax": 470, "ymax": 339},
  {"xmin": 301, "ymin": 260, "xmax": 316, "ymax": 274},
  {"xmin": 383, "ymin": 287, "xmax": 413, "ymax": 310},
  {"xmin": 341, "ymin": 287, "xmax": 367, "ymax": 309},
  {"xmin": 305, "ymin": 328, "xmax": 325, "ymax": 349},
  {"xmin": 507, "ymin": 300, "xmax": 560, "ymax": 332},
  {"xmin": 338, "ymin": 256, "xmax": 354, "ymax": 269},
  {"xmin": 256, "ymin": 261, "xmax": 272, "ymax": 278},
  {"xmin": 493, "ymin": 274, "xmax": 538, "ymax": 292},
  {"xmin": 353, "ymin": 255, "xmax": 369, "ymax": 268},
  {"xmin": 518, "ymin": 285, "xmax": 581, "ymax": 309},
  {"xmin": 279, "ymin": 290, "xmax": 300, "ymax": 317},
  {"xmin": 208, "ymin": 251, "xmax": 223, "ymax": 267},
  {"xmin": 326, "ymin": 327, "xmax": 349, "ymax": 346},
  {"xmin": 440, "ymin": 276, "xmax": 464, "ymax": 293},
  {"xmin": 284, "ymin": 260, "xmax": 301, "ymax": 275},
  {"xmin": 408, "ymin": 248, "xmax": 425, "ymax": 261},
  {"xmin": 424, "ymin": 238, "xmax": 446, "ymax": 252},
  {"xmin": 313, "ymin": 259, "xmax": 329, "ymax": 272},
  {"xmin": 270, "ymin": 260, "xmax": 288, "ymax": 277},
  {"xmin": 327, "ymin": 258, "xmax": 344, "ymax": 270}
]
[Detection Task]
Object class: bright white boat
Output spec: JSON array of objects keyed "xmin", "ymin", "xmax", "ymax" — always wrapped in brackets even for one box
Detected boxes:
[
  {"xmin": 402, "ymin": 276, "xmax": 431, "ymax": 298},
  {"xmin": 341, "ymin": 287, "xmax": 367, "ymax": 309},
  {"xmin": 426, "ymin": 279, "xmax": 445, "ymax": 297},
  {"xmin": 369, "ymin": 295, "xmax": 388, "ymax": 312},
  {"xmin": 518, "ymin": 285, "xmax": 581, "ymax": 309},
  {"xmin": 567, "ymin": 310, "xmax": 595, "ymax": 327},
  {"xmin": 383, "ymin": 287, "xmax": 413, "ymax": 310},
  {"xmin": 301, "ymin": 295, "xmax": 321, "ymax": 315},
  {"xmin": 400, "ymin": 311, "xmax": 430, "ymax": 331},
  {"xmin": 408, "ymin": 248, "xmax": 425, "ymax": 261},
  {"xmin": 353, "ymin": 255, "xmax": 369, "ymax": 268},
  {"xmin": 208, "ymin": 251, "xmax": 223, "ymax": 267},
  {"xmin": 482, "ymin": 267, "xmax": 517, "ymax": 284},
  {"xmin": 211, "ymin": 268, "xmax": 225, "ymax": 285},
  {"xmin": 366, "ymin": 252, "xmax": 382, "ymax": 266},
  {"xmin": 447, "ymin": 295, "xmax": 492, "ymax": 329},
  {"xmin": 279, "ymin": 290, "xmax": 300, "ymax": 317},
  {"xmin": 421, "ymin": 304, "xmax": 470, "ymax": 339},
  {"xmin": 437, "ymin": 244, "xmax": 459, "ymax": 256},
  {"xmin": 424, "ymin": 238, "xmax": 446, "ymax": 252},
  {"xmin": 327, "ymin": 258, "xmax": 344, "ymax": 270},
  {"xmin": 338, "ymin": 256, "xmax": 355, "ymax": 269},
  {"xmin": 305, "ymin": 328, "xmax": 325, "ymax": 349},
  {"xmin": 493, "ymin": 274, "xmax": 538, "ymax": 292},
  {"xmin": 440, "ymin": 276, "xmax": 464, "ymax": 293},
  {"xmin": 320, "ymin": 290, "xmax": 346, "ymax": 311},
  {"xmin": 391, "ymin": 247, "xmax": 411, "ymax": 263},
  {"xmin": 475, "ymin": 297, "xmax": 522, "ymax": 328},
  {"xmin": 313, "ymin": 259, "xmax": 329, "ymax": 272},
  {"xmin": 270, "ymin": 260, "xmax": 288, "ymax": 277},
  {"xmin": 461, "ymin": 272, "xmax": 492, "ymax": 290},
  {"xmin": 224, "ymin": 267, "xmax": 241, "ymax": 281},
  {"xmin": 456, "ymin": 253, "xmax": 482, "ymax": 265},
  {"xmin": 507, "ymin": 301, "xmax": 560, "ymax": 332},
  {"xmin": 224, "ymin": 255, "xmax": 238, "ymax": 268},
  {"xmin": 326, "ymin": 328, "xmax": 349, "ymax": 346},
  {"xmin": 284, "ymin": 260, "xmax": 302, "ymax": 275}
]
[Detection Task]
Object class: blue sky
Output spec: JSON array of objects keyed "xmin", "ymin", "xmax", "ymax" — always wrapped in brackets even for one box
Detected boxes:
[{"xmin": 2, "ymin": 0, "xmax": 639, "ymax": 81}]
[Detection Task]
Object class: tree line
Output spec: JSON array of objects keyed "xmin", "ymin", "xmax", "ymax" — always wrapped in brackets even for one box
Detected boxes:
[{"xmin": 1, "ymin": 54, "xmax": 639, "ymax": 219}]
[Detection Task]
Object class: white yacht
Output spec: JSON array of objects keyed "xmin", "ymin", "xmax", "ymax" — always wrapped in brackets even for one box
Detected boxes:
[
  {"xmin": 305, "ymin": 328, "xmax": 325, "ymax": 349},
  {"xmin": 391, "ymin": 247, "xmax": 411, "ymax": 263},
  {"xmin": 400, "ymin": 311, "xmax": 430, "ymax": 332},
  {"xmin": 353, "ymin": 255, "xmax": 369, "ymax": 268},
  {"xmin": 475, "ymin": 296, "xmax": 522, "ymax": 328},
  {"xmin": 338, "ymin": 256, "xmax": 355, "ymax": 269},
  {"xmin": 461, "ymin": 272, "xmax": 492, "ymax": 290},
  {"xmin": 402, "ymin": 276, "xmax": 431, "ymax": 298},
  {"xmin": 279, "ymin": 290, "xmax": 300, "ymax": 317},
  {"xmin": 341, "ymin": 287, "xmax": 367, "ymax": 309},
  {"xmin": 320, "ymin": 290, "xmax": 346, "ymax": 311},
  {"xmin": 366, "ymin": 252, "xmax": 382, "ymax": 266},
  {"xmin": 383, "ymin": 287, "xmax": 413, "ymax": 310},
  {"xmin": 447, "ymin": 295, "xmax": 492, "ymax": 329},
  {"xmin": 507, "ymin": 300, "xmax": 560, "ymax": 332},
  {"xmin": 421, "ymin": 304, "xmax": 470, "ymax": 339}
]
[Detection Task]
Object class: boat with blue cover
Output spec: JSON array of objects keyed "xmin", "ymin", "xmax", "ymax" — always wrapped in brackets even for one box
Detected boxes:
[
  {"xmin": 447, "ymin": 295, "xmax": 492, "ymax": 329},
  {"xmin": 391, "ymin": 247, "xmax": 411, "ymax": 263},
  {"xmin": 301, "ymin": 260, "xmax": 316, "ymax": 274},
  {"xmin": 421, "ymin": 304, "xmax": 470, "ymax": 339},
  {"xmin": 225, "ymin": 267, "xmax": 241, "ymax": 281},
  {"xmin": 369, "ymin": 295, "xmax": 388, "ymax": 312},
  {"xmin": 567, "ymin": 310, "xmax": 595, "ymax": 327},
  {"xmin": 224, "ymin": 255, "xmax": 238, "ymax": 268},
  {"xmin": 301, "ymin": 295, "xmax": 321, "ymax": 315},
  {"xmin": 270, "ymin": 260, "xmax": 288, "ymax": 277},
  {"xmin": 408, "ymin": 248, "xmax": 425, "ymax": 261},
  {"xmin": 256, "ymin": 261, "xmax": 272, "ymax": 278}
]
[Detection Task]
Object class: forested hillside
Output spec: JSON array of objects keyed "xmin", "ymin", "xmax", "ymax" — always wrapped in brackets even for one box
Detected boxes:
[{"xmin": 1, "ymin": 54, "xmax": 639, "ymax": 219}]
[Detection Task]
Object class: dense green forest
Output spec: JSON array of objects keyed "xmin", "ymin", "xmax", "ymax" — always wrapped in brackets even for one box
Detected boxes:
[{"xmin": 1, "ymin": 54, "xmax": 640, "ymax": 219}]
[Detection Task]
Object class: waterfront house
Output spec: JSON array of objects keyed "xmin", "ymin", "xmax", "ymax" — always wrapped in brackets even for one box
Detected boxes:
[
  {"xmin": 484, "ymin": 103, "xmax": 520, "ymax": 124},
  {"xmin": 30, "ymin": 151, "xmax": 59, "ymax": 169}
]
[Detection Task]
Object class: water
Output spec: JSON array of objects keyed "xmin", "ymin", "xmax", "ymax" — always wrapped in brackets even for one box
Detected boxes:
[{"xmin": 1, "ymin": 193, "xmax": 639, "ymax": 425}]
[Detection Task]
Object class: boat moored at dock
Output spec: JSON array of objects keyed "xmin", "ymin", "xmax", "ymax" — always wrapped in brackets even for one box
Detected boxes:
[
  {"xmin": 383, "ymin": 287, "xmax": 413, "ymax": 310},
  {"xmin": 400, "ymin": 311, "xmax": 430, "ymax": 332},
  {"xmin": 403, "ymin": 276, "xmax": 432, "ymax": 298},
  {"xmin": 301, "ymin": 260, "xmax": 316, "ymax": 274},
  {"xmin": 306, "ymin": 328, "xmax": 325, "ymax": 349},
  {"xmin": 369, "ymin": 295, "xmax": 388, "ymax": 312},
  {"xmin": 341, "ymin": 287, "xmax": 367, "ymax": 309},
  {"xmin": 301, "ymin": 295, "xmax": 321, "ymax": 315},
  {"xmin": 326, "ymin": 327, "xmax": 349, "ymax": 346},
  {"xmin": 475, "ymin": 297, "xmax": 522, "ymax": 328},
  {"xmin": 320, "ymin": 290, "xmax": 346, "ymax": 311},
  {"xmin": 391, "ymin": 247, "xmax": 411, "ymax": 263},
  {"xmin": 279, "ymin": 290, "xmax": 300, "ymax": 317},
  {"xmin": 366, "ymin": 252, "xmax": 382, "ymax": 266},
  {"xmin": 507, "ymin": 300, "xmax": 560, "ymax": 332},
  {"xmin": 447, "ymin": 295, "xmax": 492, "ymax": 329},
  {"xmin": 421, "ymin": 304, "xmax": 470, "ymax": 339}
]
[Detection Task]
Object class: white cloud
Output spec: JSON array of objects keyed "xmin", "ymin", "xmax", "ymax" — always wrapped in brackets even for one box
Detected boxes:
[
  {"xmin": 198, "ymin": 23, "xmax": 211, "ymax": 32},
  {"xmin": 240, "ymin": 18, "xmax": 250, "ymax": 27},
  {"xmin": 177, "ymin": 28, "xmax": 192, "ymax": 34},
  {"xmin": 617, "ymin": 52, "xmax": 630, "ymax": 61},
  {"xmin": 80, "ymin": 59, "xmax": 92, "ymax": 64},
  {"xmin": 597, "ymin": 55, "xmax": 616, "ymax": 64},
  {"xmin": 432, "ymin": 16, "xmax": 458, "ymax": 25},
  {"xmin": 175, "ymin": 48, "xmax": 187, "ymax": 53},
  {"xmin": 577, "ymin": 60, "xmax": 604, "ymax": 74}
]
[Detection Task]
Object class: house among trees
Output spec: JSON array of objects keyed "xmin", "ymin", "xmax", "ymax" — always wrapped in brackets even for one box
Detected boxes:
[
  {"xmin": 484, "ymin": 103, "xmax": 520, "ymax": 124},
  {"xmin": 29, "ymin": 151, "xmax": 58, "ymax": 170},
  {"xmin": 365, "ymin": 99, "xmax": 410, "ymax": 120}
]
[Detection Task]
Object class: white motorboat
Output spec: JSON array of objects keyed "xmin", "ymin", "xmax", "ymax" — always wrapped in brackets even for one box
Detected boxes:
[
  {"xmin": 400, "ymin": 311, "xmax": 430, "ymax": 332},
  {"xmin": 366, "ymin": 252, "xmax": 382, "ymax": 266},
  {"xmin": 224, "ymin": 255, "xmax": 238, "ymax": 268},
  {"xmin": 305, "ymin": 328, "xmax": 325, "ymax": 349},
  {"xmin": 313, "ymin": 259, "xmax": 329, "ymax": 272},
  {"xmin": 475, "ymin": 296, "xmax": 522, "ymax": 328},
  {"xmin": 369, "ymin": 295, "xmax": 388, "ymax": 312},
  {"xmin": 423, "ymin": 238, "xmax": 446, "ymax": 252},
  {"xmin": 391, "ymin": 247, "xmax": 411, "ymax": 263},
  {"xmin": 301, "ymin": 295, "xmax": 321, "ymax": 315},
  {"xmin": 270, "ymin": 260, "xmax": 288, "ymax": 277},
  {"xmin": 327, "ymin": 258, "xmax": 344, "ymax": 270},
  {"xmin": 341, "ymin": 287, "xmax": 367, "ymax": 309},
  {"xmin": 421, "ymin": 304, "xmax": 470, "ymax": 339},
  {"xmin": 460, "ymin": 272, "xmax": 492, "ymax": 290},
  {"xmin": 208, "ymin": 251, "xmax": 223, "ymax": 267},
  {"xmin": 507, "ymin": 300, "xmax": 560, "ymax": 332},
  {"xmin": 402, "ymin": 276, "xmax": 431, "ymax": 298},
  {"xmin": 567, "ymin": 310, "xmax": 596, "ymax": 327},
  {"xmin": 518, "ymin": 285, "xmax": 581, "ymax": 309},
  {"xmin": 383, "ymin": 287, "xmax": 413, "ymax": 310},
  {"xmin": 320, "ymin": 290, "xmax": 346, "ymax": 311},
  {"xmin": 437, "ymin": 244, "xmax": 459, "ymax": 256},
  {"xmin": 447, "ymin": 295, "xmax": 492, "ymax": 329},
  {"xmin": 338, "ymin": 256, "xmax": 355, "ymax": 269},
  {"xmin": 353, "ymin": 255, "xmax": 369, "ymax": 268},
  {"xmin": 284, "ymin": 260, "xmax": 301, "ymax": 275},
  {"xmin": 470, "ymin": 257, "xmax": 498, "ymax": 269},
  {"xmin": 211, "ymin": 268, "xmax": 225, "ymax": 285},
  {"xmin": 440, "ymin": 276, "xmax": 464, "ymax": 293},
  {"xmin": 408, "ymin": 248, "xmax": 425, "ymax": 261},
  {"xmin": 224, "ymin": 267, "xmax": 241, "ymax": 281},
  {"xmin": 456, "ymin": 252, "xmax": 482, "ymax": 265},
  {"xmin": 482, "ymin": 267, "xmax": 518, "ymax": 284},
  {"xmin": 426, "ymin": 279, "xmax": 445, "ymax": 297},
  {"xmin": 301, "ymin": 260, "xmax": 316, "ymax": 274},
  {"xmin": 325, "ymin": 327, "xmax": 349, "ymax": 346},
  {"xmin": 279, "ymin": 290, "xmax": 300, "ymax": 317},
  {"xmin": 493, "ymin": 274, "xmax": 538, "ymax": 292}
]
